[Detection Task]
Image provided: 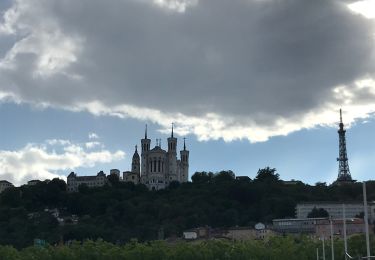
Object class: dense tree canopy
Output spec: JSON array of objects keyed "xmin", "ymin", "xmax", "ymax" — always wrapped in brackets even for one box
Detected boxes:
[
  {"xmin": 307, "ymin": 207, "xmax": 329, "ymax": 218},
  {"xmin": 0, "ymin": 168, "xmax": 374, "ymax": 248},
  {"xmin": 0, "ymin": 236, "xmax": 374, "ymax": 260}
]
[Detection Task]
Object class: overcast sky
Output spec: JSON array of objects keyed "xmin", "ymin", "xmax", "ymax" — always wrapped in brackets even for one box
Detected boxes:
[{"xmin": 0, "ymin": 0, "xmax": 374, "ymax": 186}]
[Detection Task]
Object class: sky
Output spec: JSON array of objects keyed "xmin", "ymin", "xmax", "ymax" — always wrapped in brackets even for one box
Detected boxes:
[{"xmin": 0, "ymin": 0, "xmax": 375, "ymax": 186}]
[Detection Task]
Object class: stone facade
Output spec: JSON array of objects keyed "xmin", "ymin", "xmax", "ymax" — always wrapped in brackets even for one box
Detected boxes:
[
  {"xmin": 124, "ymin": 126, "xmax": 189, "ymax": 190},
  {"xmin": 0, "ymin": 180, "xmax": 13, "ymax": 193},
  {"xmin": 67, "ymin": 171, "xmax": 107, "ymax": 192}
]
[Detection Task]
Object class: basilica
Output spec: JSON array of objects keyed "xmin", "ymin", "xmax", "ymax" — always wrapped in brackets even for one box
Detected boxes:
[{"xmin": 123, "ymin": 125, "xmax": 189, "ymax": 190}]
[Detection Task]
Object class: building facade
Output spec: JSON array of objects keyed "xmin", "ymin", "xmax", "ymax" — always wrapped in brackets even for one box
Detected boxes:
[
  {"xmin": 296, "ymin": 202, "xmax": 375, "ymax": 222},
  {"xmin": 65, "ymin": 126, "xmax": 189, "ymax": 192},
  {"xmin": 124, "ymin": 125, "xmax": 189, "ymax": 190},
  {"xmin": 0, "ymin": 180, "xmax": 13, "ymax": 193},
  {"xmin": 272, "ymin": 218, "xmax": 327, "ymax": 234},
  {"xmin": 315, "ymin": 218, "xmax": 373, "ymax": 238},
  {"xmin": 67, "ymin": 171, "xmax": 107, "ymax": 192}
]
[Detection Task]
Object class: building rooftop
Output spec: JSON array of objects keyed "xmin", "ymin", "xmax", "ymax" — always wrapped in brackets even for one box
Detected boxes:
[
  {"xmin": 0, "ymin": 180, "xmax": 13, "ymax": 185},
  {"xmin": 297, "ymin": 201, "xmax": 373, "ymax": 205}
]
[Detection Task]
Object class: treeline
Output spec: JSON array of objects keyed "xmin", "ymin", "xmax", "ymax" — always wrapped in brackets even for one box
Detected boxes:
[
  {"xmin": 0, "ymin": 236, "xmax": 374, "ymax": 260},
  {"xmin": 0, "ymin": 167, "xmax": 374, "ymax": 248}
]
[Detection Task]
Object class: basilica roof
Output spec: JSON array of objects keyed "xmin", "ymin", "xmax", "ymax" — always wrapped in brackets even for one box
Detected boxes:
[{"xmin": 149, "ymin": 146, "xmax": 166, "ymax": 153}]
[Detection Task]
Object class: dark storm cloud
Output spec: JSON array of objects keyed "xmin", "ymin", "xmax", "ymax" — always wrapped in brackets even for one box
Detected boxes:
[{"xmin": 0, "ymin": 0, "xmax": 374, "ymax": 141}]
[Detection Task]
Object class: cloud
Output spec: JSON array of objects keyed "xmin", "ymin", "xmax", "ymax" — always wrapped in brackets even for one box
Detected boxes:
[
  {"xmin": 0, "ymin": 139, "xmax": 125, "ymax": 186},
  {"xmin": 348, "ymin": 0, "xmax": 375, "ymax": 19},
  {"xmin": 0, "ymin": 0, "xmax": 375, "ymax": 142},
  {"xmin": 88, "ymin": 133, "xmax": 99, "ymax": 140}
]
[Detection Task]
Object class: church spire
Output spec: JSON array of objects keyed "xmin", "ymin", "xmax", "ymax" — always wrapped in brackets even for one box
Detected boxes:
[
  {"xmin": 171, "ymin": 123, "xmax": 174, "ymax": 138},
  {"xmin": 183, "ymin": 137, "xmax": 186, "ymax": 151},
  {"xmin": 145, "ymin": 124, "xmax": 148, "ymax": 139}
]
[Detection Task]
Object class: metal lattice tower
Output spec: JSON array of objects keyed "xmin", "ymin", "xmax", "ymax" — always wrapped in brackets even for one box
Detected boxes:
[{"xmin": 336, "ymin": 109, "xmax": 352, "ymax": 182}]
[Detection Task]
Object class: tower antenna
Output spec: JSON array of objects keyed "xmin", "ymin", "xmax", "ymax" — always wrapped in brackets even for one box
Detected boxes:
[
  {"xmin": 336, "ymin": 109, "xmax": 353, "ymax": 183},
  {"xmin": 340, "ymin": 109, "xmax": 343, "ymax": 124}
]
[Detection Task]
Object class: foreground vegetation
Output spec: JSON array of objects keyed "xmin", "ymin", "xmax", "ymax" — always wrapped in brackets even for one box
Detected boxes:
[
  {"xmin": 0, "ymin": 236, "xmax": 374, "ymax": 260},
  {"xmin": 1, "ymin": 167, "xmax": 374, "ymax": 248}
]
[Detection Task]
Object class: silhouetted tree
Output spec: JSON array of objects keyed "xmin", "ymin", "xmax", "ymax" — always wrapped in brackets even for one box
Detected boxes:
[
  {"xmin": 107, "ymin": 174, "xmax": 120, "ymax": 185},
  {"xmin": 307, "ymin": 207, "xmax": 329, "ymax": 218},
  {"xmin": 255, "ymin": 167, "xmax": 279, "ymax": 182},
  {"xmin": 214, "ymin": 171, "xmax": 235, "ymax": 182}
]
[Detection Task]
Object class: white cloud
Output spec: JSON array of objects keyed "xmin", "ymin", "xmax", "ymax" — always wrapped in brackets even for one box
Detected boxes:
[
  {"xmin": 153, "ymin": 0, "xmax": 198, "ymax": 13},
  {"xmin": 85, "ymin": 141, "xmax": 101, "ymax": 149},
  {"xmin": 88, "ymin": 132, "xmax": 99, "ymax": 139},
  {"xmin": 0, "ymin": 139, "xmax": 125, "ymax": 186},
  {"xmin": 348, "ymin": 0, "xmax": 375, "ymax": 19},
  {"xmin": 0, "ymin": 0, "xmax": 82, "ymax": 77},
  {"xmin": 0, "ymin": 0, "xmax": 375, "ymax": 143}
]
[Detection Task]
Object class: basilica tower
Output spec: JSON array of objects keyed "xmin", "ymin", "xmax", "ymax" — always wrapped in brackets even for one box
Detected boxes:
[
  {"xmin": 132, "ymin": 145, "xmax": 140, "ymax": 174},
  {"xmin": 167, "ymin": 124, "xmax": 178, "ymax": 181},
  {"xmin": 141, "ymin": 125, "xmax": 151, "ymax": 181},
  {"xmin": 179, "ymin": 138, "xmax": 189, "ymax": 182}
]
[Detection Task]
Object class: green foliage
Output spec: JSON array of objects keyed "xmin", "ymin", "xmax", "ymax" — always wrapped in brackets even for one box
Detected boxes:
[
  {"xmin": 0, "ymin": 236, "xmax": 374, "ymax": 260},
  {"xmin": 307, "ymin": 207, "xmax": 329, "ymax": 218},
  {"xmin": 255, "ymin": 167, "xmax": 279, "ymax": 182},
  {"xmin": 1, "ymin": 168, "xmax": 374, "ymax": 248}
]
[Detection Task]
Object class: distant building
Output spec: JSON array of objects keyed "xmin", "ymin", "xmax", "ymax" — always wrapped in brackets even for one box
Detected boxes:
[
  {"xmin": 221, "ymin": 227, "xmax": 257, "ymax": 241},
  {"xmin": 254, "ymin": 222, "xmax": 274, "ymax": 240},
  {"xmin": 182, "ymin": 224, "xmax": 273, "ymax": 241},
  {"xmin": 67, "ymin": 171, "xmax": 107, "ymax": 192},
  {"xmin": 125, "ymin": 125, "xmax": 189, "ymax": 190},
  {"xmin": 183, "ymin": 230, "xmax": 198, "ymax": 240},
  {"xmin": 183, "ymin": 227, "xmax": 210, "ymax": 240},
  {"xmin": 272, "ymin": 218, "xmax": 327, "ymax": 234},
  {"xmin": 273, "ymin": 217, "xmax": 373, "ymax": 238},
  {"xmin": 27, "ymin": 180, "xmax": 41, "ymax": 186},
  {"xmin": 123, "ymin": 171, "xmax": 140, "ymax": 185},
  {"xmin": 0, "ymin": 180, "xmax": 13, "ymax": 193},
  {"xmin": 315, "ymin": 218, "xmax": 373, "ymax": 238},
  {"xmin": 296, "ymin": 202, "xmax": 375, "ymax": 222}
]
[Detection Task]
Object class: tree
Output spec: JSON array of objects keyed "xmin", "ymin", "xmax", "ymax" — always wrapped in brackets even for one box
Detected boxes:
[
  {"xmin": 307, "ymin": 207, "xmax": 329, "ymax": 218},
  {"xmin": 107, "ymin": 174, "xmax": 120, "ymax": 185},
  {"xmin": 255, "ymin": 167, "xmax": 279, "ymax": 182},
  {"xmin": 213, "ymin": 171, "xmax": 235, "ymax": 182},
  {"xmin": 191, "ymin": 172, "xmax": 213, "ymax": 183}
]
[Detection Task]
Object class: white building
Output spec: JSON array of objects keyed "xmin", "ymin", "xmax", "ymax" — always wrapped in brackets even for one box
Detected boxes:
[
  {"xmin": 296, "ymin": 202, "xmax": 375, "ymax": 222},
  {"xmin": 67, "ymin": 171, "xmax": 107, "ymax": 192},
  {"xmin": 273, "ymin": 218, "xmax": 327, "ymax": 234},
  {"xmin": 0, "ymin": 180, "xmax": 13, "ymax": 193},
  {"xmin": 183, "ymin": 230, "xmax": 198, "ymax": 240},
  {"xmin": 124, "ymin": 125, "xmax": 189, "ymax": 190}
]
